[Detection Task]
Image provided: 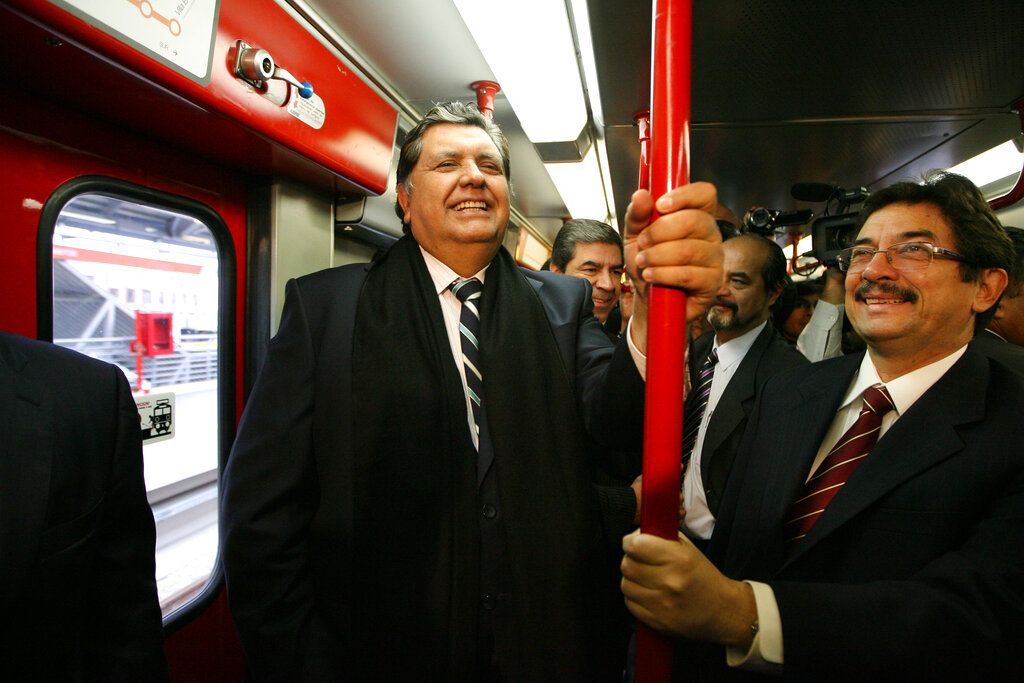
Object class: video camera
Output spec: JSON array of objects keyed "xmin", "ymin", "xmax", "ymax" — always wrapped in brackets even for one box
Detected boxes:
[
  {"xmin": 791, "ymin": 182, "xmax": 870, "ymax": 268},
  {"xmin": 741, "ymin": 207, "xmax": 813, "ymax": 236}
]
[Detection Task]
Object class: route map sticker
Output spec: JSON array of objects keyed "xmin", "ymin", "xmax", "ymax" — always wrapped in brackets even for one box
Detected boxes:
[
  {"xmin": 49, "ymin": 0, "xmax": 221, "ymax": 84},
  {"xmin": 134, "ymin": 391, "xmax": 176, "ymax": 445}
]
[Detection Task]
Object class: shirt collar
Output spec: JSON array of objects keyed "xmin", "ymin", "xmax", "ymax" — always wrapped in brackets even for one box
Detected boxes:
[
  {"xmin": 420, "ymin": 245, "xmax": 488, "ymax": 295},
  {"xmin": 713, "ymin": 320, "xmax": 767, "ymax": 370},
  {"xmin": 840, "ymin": 344, "xmax": 969, "ymax": 415}
]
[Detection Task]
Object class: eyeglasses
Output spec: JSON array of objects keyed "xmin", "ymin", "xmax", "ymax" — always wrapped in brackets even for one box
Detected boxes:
[{"xmin": 836, "ymin": 241, "xmax": 969, "ymax": 273}]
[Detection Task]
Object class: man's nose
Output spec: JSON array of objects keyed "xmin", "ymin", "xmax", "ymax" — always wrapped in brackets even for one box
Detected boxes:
[
  {"xmin": 460, "ymin": 162, "xmax": 486, "ymax": 186},
  {"xmin": 595, "ymin": 269, "xmax": 615, "ymax": 292},
  {"xmin": 861, "ymin": 249, "xmax": 898, "ymax": 281},
  {"xmin": 716, "ymin": 275, "xmax": 731, "ymax": 297}
]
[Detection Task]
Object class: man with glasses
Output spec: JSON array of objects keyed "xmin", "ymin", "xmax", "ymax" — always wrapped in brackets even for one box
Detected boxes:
[{"xmin": 620, "ymin": 172, "xmax": 1024, "ymax": 679}]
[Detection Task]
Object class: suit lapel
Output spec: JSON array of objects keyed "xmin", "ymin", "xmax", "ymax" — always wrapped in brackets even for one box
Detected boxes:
[
  {"xmin": 729, "ymin": 354, "xmax": 861, "ymax": 575},
  {"xmin": 784, "ymin": 349, "xmax": 987, "ymax": 565},
  {"xmin": 0, "ymin": 337, "xmax": 54, "ymax": 598},
  {"xmin": 699, "ymin": 325, "xmax": 770, "ymax": 482}
]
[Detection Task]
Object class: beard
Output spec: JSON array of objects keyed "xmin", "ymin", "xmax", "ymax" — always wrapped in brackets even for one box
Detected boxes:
[{"xmin": 707, "ymin": 297, "xmax": 747, "ymax": 333}]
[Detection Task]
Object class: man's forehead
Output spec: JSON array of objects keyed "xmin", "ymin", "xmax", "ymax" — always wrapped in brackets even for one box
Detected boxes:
[
  {"xmin": 419, "ymin": 124, "xmax": 501, "ymax": 159},
  {"xmin": 856, "ymin": 202, "xmax": 953, "ymax": 244},
  {"xmin": 570, "ymin": 241, "xmax": 624, "ymax": 265}
]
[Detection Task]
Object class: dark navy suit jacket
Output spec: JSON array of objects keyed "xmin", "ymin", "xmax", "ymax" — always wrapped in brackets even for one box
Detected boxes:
[
  {"xmin": 221, "ymin": 262, "xmax": 644, "ymax": 679},
  {"xmin": 0, "ymin": 331, "xmax": 166, "ymax": 681},
  {"xmin": 702, "ymin": 348, "xmax": 1024, "ymax": 680}
]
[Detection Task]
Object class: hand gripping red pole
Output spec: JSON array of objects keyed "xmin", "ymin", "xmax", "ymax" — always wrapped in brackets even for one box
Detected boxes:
[{"xmin": 634, "ymin": 0, "xmax": 692, "ymax": 680}]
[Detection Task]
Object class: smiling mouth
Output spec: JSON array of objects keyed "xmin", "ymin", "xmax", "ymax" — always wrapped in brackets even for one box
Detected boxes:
[
  {"xmin": 453, "ymin": 201, "xmax": 488, "ymax": 211},
  {"xmin": 864, "ymin": 298, "xmax": 907, "ymax": 305}
]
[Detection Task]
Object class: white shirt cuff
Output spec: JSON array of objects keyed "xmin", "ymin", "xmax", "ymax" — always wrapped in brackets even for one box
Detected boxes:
[
  {"xmin": 725, "ymin": 580, "xmax": 784, "ymax": 674},
  {"xmin": 626, "ymin": 317, "xmax": 647, "ymax": 380}
]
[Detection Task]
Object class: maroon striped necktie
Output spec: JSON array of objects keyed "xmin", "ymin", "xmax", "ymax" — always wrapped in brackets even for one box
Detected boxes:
[{"xmin": 783, "ymin": 384, "xmax": 895, "ymax": 548}]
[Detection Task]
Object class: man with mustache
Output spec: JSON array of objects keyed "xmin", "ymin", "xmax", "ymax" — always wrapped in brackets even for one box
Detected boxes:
[
  {"xmin": 682, "ymin": 234, "xmax": 807, "ymax": 548},
  {"xmin": 621, "ymin": 172, "xmax": 1024, "ymax": 679}
]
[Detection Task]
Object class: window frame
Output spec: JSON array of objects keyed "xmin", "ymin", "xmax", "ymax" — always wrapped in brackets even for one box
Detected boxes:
[{"xmin": 37, "ymin": 175, "xmax": 237, "ymax": 633}]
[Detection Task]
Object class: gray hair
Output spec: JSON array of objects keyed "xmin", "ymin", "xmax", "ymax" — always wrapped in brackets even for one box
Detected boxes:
[{"xmin": 394, "ymin": 101, "xmax": 511, "ymax": 228}]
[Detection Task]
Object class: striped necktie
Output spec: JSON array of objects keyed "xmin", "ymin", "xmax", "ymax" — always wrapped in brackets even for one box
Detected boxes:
[
  {"xmin": 681, "ymin": 348, "xmax": 719, "ymax": 468},
  {"xmin": 450, "ymin": 278, "xmax": 484, "ymax": 448},
  {"xmin": 784, "ymin": 384, "xmax": 895, "ymax": 548}
]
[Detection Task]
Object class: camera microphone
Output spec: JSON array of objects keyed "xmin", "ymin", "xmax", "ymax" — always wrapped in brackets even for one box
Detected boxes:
[{"xmin": 791, "ymin": 182, "xmax": 836, "ymax": 203}]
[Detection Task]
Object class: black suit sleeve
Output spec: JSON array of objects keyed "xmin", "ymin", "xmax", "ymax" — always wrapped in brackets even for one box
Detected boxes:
[
  {"xmin": 575, "ymin": 289, "xmax": 646, "ymax": 458},
  {"xmin": 87, "ymin": 366, "xmax": 168, "ymax": 681},
  {"xmin": 221, "ymin": 280, "xmax": 340, "ymax": 679}
]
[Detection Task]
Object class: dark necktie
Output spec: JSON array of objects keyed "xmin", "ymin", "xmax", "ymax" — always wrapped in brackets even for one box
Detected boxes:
[
  {"xmin": 451, "ymin": 278, "xmax": 484, "ymax": 448},
  {"xmin": 681, "ymin": 348, "xmax": 719, "ymax": 467},
  {"xmin": 784, "ymin": 384, "xmax": 895, "ymax": 548}
]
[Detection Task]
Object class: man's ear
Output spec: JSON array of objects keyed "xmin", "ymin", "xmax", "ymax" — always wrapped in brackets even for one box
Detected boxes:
[
  {"xmin": 397, "ymin": 183, "xmax": 412, "ymax": 225},
  {"xmin": 767, "ymin": 283, "xmax": 784, "ymax": 308},
  {"xmin": 974, "ymin": 267, "xmax": 1009, "ymax": 315},
  {"xmin": 549, "ymin": 262, "xmax": 564, "ymax": 274}
]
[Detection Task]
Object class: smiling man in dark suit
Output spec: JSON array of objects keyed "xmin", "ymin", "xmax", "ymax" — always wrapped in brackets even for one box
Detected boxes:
[
  {"xmin": 221, "ymin": 101, "xmax": 724, "ymax": 680},
  {"xmin": 0, "ymin": 331, "xmax": 167, "ymax": 681},
  {"xmin": 621, "ymin": 172, "xmax": 1024, "ymax": 679},
  {"xmin": 682, "ymin": 234, "xmax": 807, "ymax": 546}
]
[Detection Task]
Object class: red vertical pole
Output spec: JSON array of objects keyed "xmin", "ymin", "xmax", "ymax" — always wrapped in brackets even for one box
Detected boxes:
[
  {"xmin": 635, "ymin": 110, "xmax": 652, "ymax": 191},
  {"xmin": 635, "ymin": 0, "xmax": 691, "ymax": 680}
]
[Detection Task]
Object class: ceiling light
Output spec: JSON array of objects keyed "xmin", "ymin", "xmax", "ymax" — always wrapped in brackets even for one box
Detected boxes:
[
  {"xmin": 544, "ymin": 146, "xmax": 609, "ymax": 221},
  {"xmin": 947, "ymin": 139, "xmax": 1024, "ymax": 189},
  {"xmin": 453, "ymin": 0, "xmax": 587, "ymax": 143}
]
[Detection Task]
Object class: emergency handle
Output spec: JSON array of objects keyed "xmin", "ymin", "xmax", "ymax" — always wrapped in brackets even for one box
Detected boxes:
[{"xmin": 234, "ymin": 40, "xmax": 315, "ymax": 99}]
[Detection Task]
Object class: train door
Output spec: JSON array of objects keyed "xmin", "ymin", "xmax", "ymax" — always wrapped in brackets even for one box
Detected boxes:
[
  {"xmin": 1, "ymin": 2, "xmax": 396, "ymax": 678},
  {"xmin": 0, "ymin": 83, "xmax": 248, "ymax": 680}
]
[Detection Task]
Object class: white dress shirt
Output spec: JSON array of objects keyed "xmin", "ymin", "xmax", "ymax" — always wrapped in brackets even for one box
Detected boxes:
[
  {"xmin": 796, "ymin": 300, "xmax": 844, "ymax": 362},
  {"xmin": 683, "ymin": 321, "xmax": 767, "ymax": 540},
  {"xmin": 729, "ymin": 344, "xmax": 968, "ymax": 672},
  {"xmin": 420, "ymin": 246, "xmax": 487, "ymax": 449}
]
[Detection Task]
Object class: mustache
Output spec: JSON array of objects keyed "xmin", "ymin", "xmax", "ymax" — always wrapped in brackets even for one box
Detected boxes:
[
  {"xmin": 854, "ymin": 281, "xmax": 919, "ymax": 303},
  {"xmin": 710, "ymin": 297, "xmax": 738, "ymax": 312}
]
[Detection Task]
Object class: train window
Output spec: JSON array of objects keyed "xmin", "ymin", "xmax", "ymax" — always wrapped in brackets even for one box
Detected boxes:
[{"xmin": 44, "ymin": 186, "xmax": 229, "ymax": 620}]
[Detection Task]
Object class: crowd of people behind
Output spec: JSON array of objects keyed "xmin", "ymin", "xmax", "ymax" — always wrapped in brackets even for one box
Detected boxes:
[{"xmin": 3, "ymin": 100, "xmax": 1023, "ymax": 681}]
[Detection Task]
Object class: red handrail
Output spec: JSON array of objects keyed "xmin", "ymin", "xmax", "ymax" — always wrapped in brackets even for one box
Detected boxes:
[
  {"xmin": 635, "ymin": 110, "xmax": 652, "ymax": 191},
  {"xmin": 634, "ymin": 0, "xmax": 692, "ymax": 680}
]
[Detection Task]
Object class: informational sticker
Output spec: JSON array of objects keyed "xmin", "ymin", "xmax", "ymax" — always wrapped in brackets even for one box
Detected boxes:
[
  {"xmin": 134, "ymin": 391, "xmax": 175, "ymax": 445},
  {"xmin": 49, "ymin": 0, "xmax": 221, "ymax": 84},
  {"xmin": 287, "ymin": 90, "xmax": 327, "ymax": 130}
]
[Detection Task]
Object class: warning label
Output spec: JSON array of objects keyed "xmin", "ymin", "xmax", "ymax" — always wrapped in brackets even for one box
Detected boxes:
[{"xmin": 134, "ymin": 391, "xmax": 175, "ymax": 444}]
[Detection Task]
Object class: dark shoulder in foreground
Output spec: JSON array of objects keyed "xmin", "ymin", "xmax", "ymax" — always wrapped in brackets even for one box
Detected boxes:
[
  {"xmin": 970, "ymin": 330, "xmax": 1024, "ymax": 376},
  {"xmin": 0, "ymin": 330, "xmax": 121, "ymax": 379},
  {"xmin": 761, "ymin": 324, "xmax": 810, "ymax": 372},
  {"xmin": 522, "ymin": 266, "xmax": 590, "ymax": 295}
]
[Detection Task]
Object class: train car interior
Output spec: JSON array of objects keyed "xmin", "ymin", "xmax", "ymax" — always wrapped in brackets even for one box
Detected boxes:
[{"xmin": 0, "ymin": 0, "xmax": 1021, "ymax": 678}]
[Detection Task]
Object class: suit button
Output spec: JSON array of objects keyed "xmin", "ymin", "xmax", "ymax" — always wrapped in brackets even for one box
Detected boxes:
[
  {"xmin": 482, "ymin": 503, "xmax": 497, "ymax": 519},
  {"xmin": 482, "ymin": 594, "xmax": 496, "ymax": 610}
]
